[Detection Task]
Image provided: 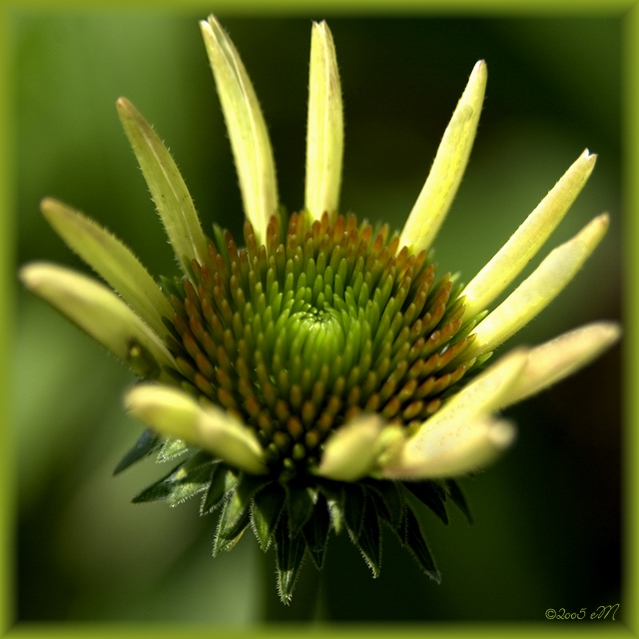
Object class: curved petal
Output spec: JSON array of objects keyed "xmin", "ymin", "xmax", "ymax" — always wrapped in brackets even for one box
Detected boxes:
[
  {"xmin": 465, "ymin": 214, "xmax": 609, "ymax": 360},
  {"xmin": 200, "ymin": 16, "xmax": 279, "ymax": 244},
  {"xmin": 399, "ymin": 60, "xmax": 487, "ymax": 254},
  {"xmin": 124, "ymin": 384, "xmax": 201, "ymax": 442},
  {"xmin": 382, "ymin": 348, "xmax": 527, "ymax": 478},
  {"xmin": 116, "ymin": 97, "xmax": 209, "ymax": 277},
  {"xmin": 501, "ymin": 321, "xmax": 621, "ymax": 407},
  {"xmin": 124, "ymin": 384, "xmax": 268, "ymax": 475},
  {"xmin": 316, "ymin": 414, "xmax": 384, "ymax": 481},
  {"xmin": 461, "ymin": 150, "xmax": 597, "ymax": 320},
  {"xmin": 382, "ymin": 415, "xmax": 515, "ymax": 479},
  {"xmin": 41, "ymin": 197, "xmax": 173, "ymax": 338},
  {"xmin": 305, "ymin": 21, "xmax": 344, "ymax": 222},
  {"xmin": 19, "ymin": 263, "xmax": 175, "ymax": 380}
]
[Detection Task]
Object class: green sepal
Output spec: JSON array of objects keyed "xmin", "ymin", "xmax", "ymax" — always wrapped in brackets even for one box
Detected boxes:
[
  {"xmin": 161, "ymin": 315, "xmax": 185, "ymax": 346},
  {"xmin": 328, "ymin": 500, "xmax": 344, "ymax": 535},
  {"xmin": 473, "ymin": 351, "xmax": 494, "ymax": 371},
  {"xmin": 157, "ymin": 436, "xmax": 190, "ymax": 462},
  {"xmin": 445, "ymin": 479, "xmax": 473, "ymax": 524},
  {"xmin": 285, "ymin": 483, "xmax": 315, "ymax": 537},
  {"xmin": 165, "ymin": 456, "xmax": 216, "ymax": 507},
  {"xmin": 400, "ymin": 486, "xmax": 441, "ymax": 583},
  {"xmin": 274, "ymin": 516, "xmax": 307, "ymax": 605},
  {"xmin": 251, "ymin": 482, "xmax": 286, "ymax": 551},
  {"xmin": 113, "ymin": 429, "xmax": 161, "ymax": 475},
  {"xmin": 159, "ymin": 275, "xmax": 182, "ymax": 299},
  {"xmin": 440, "ymin": 282, "xmax": 466, "ymax": 324},
  {"xmin": 405, "ymin": 481, "xmax": 448, "ymax": 525},
  {"xmin": 343, "ymin": 483, "xmax": 366, "ymax": 541},
  {"xmin": 237, "ymin": 472, "xmax": 271, "ymax": 503},
  {"xmin": 213, "ymin": 472, "xmax": 267, "ymax": 556},
  {"xmin": 131, "ymin": 451, "xmax": 215, "ymax": 505},
  {"xmin": 352, "ymin": 499, "xmax": 381, "ymax": 578},
  {"xmin": 302, "ymin": 491, "xmax": 330, "ymax": 570},
  {"xmin": 363, "ymin": 479, "xmax": 404, "ymax": 528},
  {"xmin": 213, "ymin": 488, "xmax": 251, "ymax": 557},
  {"xmin": 200, "ymin": 464, "xmax": 236, "ymax": 515},
  {"xmin": 212, "ymin": 223, "xmax": 229, "ymax": 265},
  {"xmin": 447, "ymin": 309, "xmax": 488, "ymax": 349},
  {"xmin": 318, "ymin": 481, "xmax": 344, "ymax": 534}
]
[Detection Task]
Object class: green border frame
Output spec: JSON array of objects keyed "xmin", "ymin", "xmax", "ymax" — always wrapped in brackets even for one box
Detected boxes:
[{"xmin": 1, "ymin": 0, "xmax": 635, "ymax": 637}]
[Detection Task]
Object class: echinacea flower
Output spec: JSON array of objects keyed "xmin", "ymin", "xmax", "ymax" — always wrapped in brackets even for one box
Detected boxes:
[{"xmin": 19, "ymin": 16, "xmax": 620, "ymax": 604}]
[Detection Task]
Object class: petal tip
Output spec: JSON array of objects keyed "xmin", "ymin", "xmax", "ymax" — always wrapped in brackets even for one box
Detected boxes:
[
  {"xmin": 115, "ymin": 96, "xmax": 130, "ymax": 112},
  {"xmin": 18, "ymin": 263, "xmax": 37, "ymax": 288},
  {"xmin": 39, "ymin": 196, "xmax": 58, "ymax": 215},
  {"xmin": 489, "ymin": 420, "xmax": 516, "ymax": 449},
  {"xmin": 473, "ymin": 59, "xmax": 487, "ymax": 74},
  {"xmin": 602, "ymin": 322, "xmax": 622, "ymax": 342},
  {"xmin": 122, "ymin": 384, "xmax": 146, "ymax": 415},
  {"xmin": 584, "ymin": 213, "xmax": 610, "ymax": 244},
  {"xmin": 582, "ymin": 148, "xmax": 597, "ymax": 162},
  {"xmin": 199, "ymin": 18, "xmax": 213, "ymax": 38},
  {"xmin": 39, "ymin": 197, "xmax": 74, "ymax": 227},
  {"xmin": 18, "ymin": 262, "xmax": 57, "ymax": 291},
  {"xmin": 469, "ymin": 59, "xmax": 488, "ymax": 87}
]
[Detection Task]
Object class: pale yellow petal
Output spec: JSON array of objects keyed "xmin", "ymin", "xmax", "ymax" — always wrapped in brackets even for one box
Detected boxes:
[
  {"xmin": 20, "ymin": 263, "xmax": 175, "ymax": 380},
  {"xmin": 317, "ymin": 414, "xmax": 384, "ymax": 481},
  {"xmin": 466, "ymin": 214, "xmax": 609, "ymax": 359},
  {"xmin": 200, "ymin": 16, "xmax": 278, "ymax": 243},
  {"xmin": 124, "ymin": 384, "xmax": 268, "ymax": 474},
  {"xmin": 41, "ymin": 197, "xmax": 173, "ymax": 338},
  {"xmin": 382, "ymin": 415, "xmax": 515, "ymax": 479},
  {"xmin": 462, "ymin": 150, "xmax": 597, "ymax": 320},
  {"xmin": 305, "ymin": 21, "xmax": 344, "ymax": 223},
  {"xmin": 501, "ymin": 321, "xmax": 621, "ymax": 407},
  {"xmin": 198, "ymin": 406, "xmax": 268, "ymax": 475},
  {"xmin": 383, "ymin": 349, "xmax": 526, "ymax": 478},
  {"xmin": 124, "ymin": 384, "xmax": 201, "ymax": 442},
  {"xmin": 399, "ymin": 60, "xmax": 487, "ymax": 254},
  {"xmin": 116, "ymin": 98, "xmax": 208, "ymax": 276}
]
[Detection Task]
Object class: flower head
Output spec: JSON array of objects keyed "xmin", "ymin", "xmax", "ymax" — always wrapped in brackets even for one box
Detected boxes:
[{"xmin": 20, "ymin": 16, "xmax": 619, "ymax": 603}]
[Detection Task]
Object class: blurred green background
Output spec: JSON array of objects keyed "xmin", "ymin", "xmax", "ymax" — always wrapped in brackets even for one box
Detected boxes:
[{"xmin": 12, "ymin": 8, "xmax": 621, "ymax": 624}]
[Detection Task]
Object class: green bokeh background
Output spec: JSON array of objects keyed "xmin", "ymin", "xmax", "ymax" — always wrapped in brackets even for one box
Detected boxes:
[{"xmin": 12, "ymin": 9, "xmax": 621, "ymax": 624}]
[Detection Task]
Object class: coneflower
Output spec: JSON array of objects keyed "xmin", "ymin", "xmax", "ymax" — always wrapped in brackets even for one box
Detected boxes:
[{"xmin": 20, "ymin": 16, "xmax": 619, "ymax": 604}]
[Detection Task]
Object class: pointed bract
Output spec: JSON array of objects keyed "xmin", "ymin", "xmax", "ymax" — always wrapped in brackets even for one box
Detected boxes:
[
  {"xmin": 462, "ymin": 150, "xmax": 597, "ymax": 320},
  {"xmin": 305, "ymin": 21, "xmax": 344, "ymax": 223},
  {"xmin": 200, "ymin": 16, "xmax": 279, "ymax": 243},
  {"xmin": 466, "ymin": 214, "xmax": 609, "ymax": 359},
  {"xmin": 116, "ymin": 97, "xmax": 208, "ymax": 276},
  {"xmin": 41, "ymin": 197, "xmax": 173, "ymax": 338},
  {"xmin": 399, "ymin": 60, "xmax": 487, "ymax": 254},
  {"xmin": 19, "ymin": 263, "xmax": 175, "ymax": 379}
]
